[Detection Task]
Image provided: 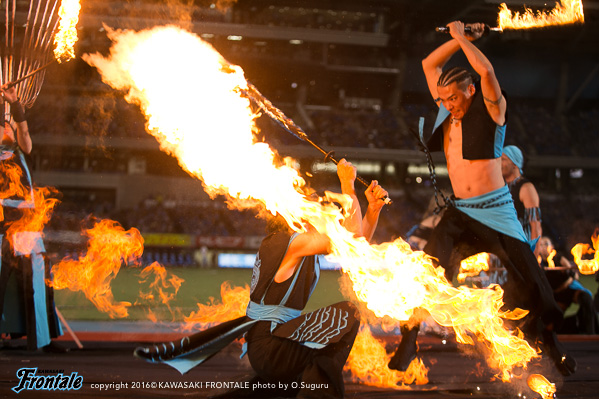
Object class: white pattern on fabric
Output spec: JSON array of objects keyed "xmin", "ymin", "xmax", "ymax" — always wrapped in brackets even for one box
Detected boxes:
[
  {"xmin": 288, "ymin": 306, "xmax": 349, "ymax": 346},
  {"xmin": 250, "ymin": 254, "xmax": 260, "ymax": 294}
]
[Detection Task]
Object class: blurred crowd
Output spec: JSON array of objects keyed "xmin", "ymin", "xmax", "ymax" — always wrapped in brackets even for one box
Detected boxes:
[{"xmin": 28, "ymin": 97, "xmax": 599, "ymax": 158}]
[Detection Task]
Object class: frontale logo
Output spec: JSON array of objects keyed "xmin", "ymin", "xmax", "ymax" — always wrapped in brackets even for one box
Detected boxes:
[{"xmin": 12, "ymin": 368, "xmax": 83, "ymax": 394}]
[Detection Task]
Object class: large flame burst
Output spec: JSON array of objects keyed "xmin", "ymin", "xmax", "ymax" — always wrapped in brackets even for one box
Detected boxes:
[
  {"xmin": 83, "ymin": 26, "xmax": 544, "ymax": 385},
  {"xmin": 498, "ymin": 0, "xmax": 584, "ymax": 30}
]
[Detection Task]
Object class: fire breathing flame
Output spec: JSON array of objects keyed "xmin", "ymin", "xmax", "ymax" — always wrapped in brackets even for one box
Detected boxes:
[
  {"xmin": 137, "ymin": 262, "xmax": 185, "ymax": 319},
  {"xmin": 183, "ymin": 282, "xmax": 250, "ymax": 331},
  {"xmin": 345, "ymin": 325, "xmax": 428, "ymax": 388},
  {"xmin": 571, "ymin": 229, "xmax": 599, "ymax": 275},
  {"xmin": 50, "ymin": 219, "xmax": 144, "ymax": 318},
  {"xmin": 458, "ymin": 252, "xmax": 490, "ymax": 283},
  {"xmin": 498, "ymin": 0, "xmax": 584, "ymax": 30},
  {"xmin": 527, "ymin": 374, "xmax": 556, "ymax": 399},
  {"xmin": 83, "ymin": 25, "xmax": 545, "ymax": 386},
  {"xmin": 53, "ymin": 0, "xmax": 81, "ymax": 62}
]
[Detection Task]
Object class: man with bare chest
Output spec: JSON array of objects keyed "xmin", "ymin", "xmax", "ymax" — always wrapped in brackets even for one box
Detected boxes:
[{"xmin": 388, "ymin": 21, "xmax": 576, "ymax": 377}]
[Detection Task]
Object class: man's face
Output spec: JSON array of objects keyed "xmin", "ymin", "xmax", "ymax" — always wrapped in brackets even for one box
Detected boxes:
[
  {"xmin": 538, "ymin": 238, "xmax": 554, "ymax": 259},
  {"xmin": 500, "ymin": 153, "xmax": 515, "ymax": 178},
  {"xmin": 437, "ymin": 82, "xmax": 475, "ymax": 120}
]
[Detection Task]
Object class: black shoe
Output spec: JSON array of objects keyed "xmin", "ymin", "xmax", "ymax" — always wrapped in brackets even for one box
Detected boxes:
[
  {"xmin": 388, "ymin": 326, "xmax": 419, "ymax": 371},
  {"xmin": 540, "ymin": 330, "xmax": 576, "ymax": 376}
]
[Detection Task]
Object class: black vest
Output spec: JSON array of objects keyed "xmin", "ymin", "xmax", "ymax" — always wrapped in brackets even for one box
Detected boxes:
[
  {"xmin": 249, "ymin": 231, "xmax": 316, "ymax": 310},
  {"xmin": 426, "ymin": 84, "xmax": 507, "ymax": 160}
]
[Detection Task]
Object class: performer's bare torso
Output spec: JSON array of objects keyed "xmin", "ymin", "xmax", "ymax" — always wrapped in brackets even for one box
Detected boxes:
[{"xmin": 443, "ymin": 119, "xmax": 504, "ymax": 199}]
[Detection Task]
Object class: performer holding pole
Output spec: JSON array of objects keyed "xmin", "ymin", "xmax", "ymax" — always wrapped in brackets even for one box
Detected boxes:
[
  {"xmin": 0, "ymin": 86, "xmax": 63, "ymax": 351},
  {"xmin": 135, "ymin": 160, "xmax": 388, "ymax": 399},
  {"xmin": 388, "ymin": 21, "xmax": 576, "ymax": 377}
]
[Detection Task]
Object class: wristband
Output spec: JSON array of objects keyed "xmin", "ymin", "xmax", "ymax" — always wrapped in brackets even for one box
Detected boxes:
[{"xmin": 9, "ymin": 100, "xmax": 26, "ymax": 123}]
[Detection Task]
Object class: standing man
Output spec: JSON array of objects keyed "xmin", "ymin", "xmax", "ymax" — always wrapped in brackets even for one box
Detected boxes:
[
  {"xmin": 388, "ymin": 21, "xmax": 575, "ymax": 376},
  {"xmin": 501, "ymin": 145, "xmax": 542, "ymax": 254},
  {"xmin": 0, "ymin": 85, "xmax": 62, "ymax": 350}
]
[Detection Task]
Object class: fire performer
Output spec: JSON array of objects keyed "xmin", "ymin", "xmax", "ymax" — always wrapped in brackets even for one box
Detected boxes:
[
  {"xmin": 135, "ymin": 159, "xmax": 388, "ymax": 398},
  {"xmin": 388, "ymin": 21, "xmax": 576, "ymax": 376},
  {"xmin": 0, "ymin": 86, "xmax": 62, "ymax": 350},
  {"xmin": 501, "ymin": 145, "xmax": 542, "ymax": 253},
  {"xmin": 538, "ymin": 236, "xmax": 597, "ymax": 334}
]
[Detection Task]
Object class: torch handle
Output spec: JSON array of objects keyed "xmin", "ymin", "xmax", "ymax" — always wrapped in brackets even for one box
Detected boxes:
[
  {"xmin": 2, "ymin": 59, "xmax": 56, "ymax": 90},
  {"xmin": 242, "ymin": 84, "xmax": 392, "ymax": 204},
  {"xmin": 435, "ymin": 24, "xmax": 502, "ymax": 35}
]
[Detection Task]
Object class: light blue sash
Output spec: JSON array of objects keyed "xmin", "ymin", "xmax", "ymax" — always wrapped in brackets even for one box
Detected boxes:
[{"xmin": 452, "ymin": 185, "xmax": 534, "ymax": 250}]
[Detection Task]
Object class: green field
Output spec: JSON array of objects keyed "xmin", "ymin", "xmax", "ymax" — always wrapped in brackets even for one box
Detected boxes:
[
  {"xmin": 54, "ymin": 267, "xmax": 347, "ymax": 321},
  {"xmin": 54, "ymin": 267, "xmax": 598, "ymax": 322}
]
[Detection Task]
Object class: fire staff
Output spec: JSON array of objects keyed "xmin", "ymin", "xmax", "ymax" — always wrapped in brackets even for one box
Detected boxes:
[{"xmin": 388, "ymin": 21, "xmax": 576, "ymax": 377}]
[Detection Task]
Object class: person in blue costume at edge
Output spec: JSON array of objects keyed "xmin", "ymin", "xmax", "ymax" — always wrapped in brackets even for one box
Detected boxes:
[
  {"xmin": 0, "ymin": 85, "xmax": 62, "ymax": 351},
  {"xmin": 387, "ymin": 21, "xmax": 576, "ymax": 377},
  {"xmin": 135, "ymin": 159, "xmax": 388, "ymax": 399}
]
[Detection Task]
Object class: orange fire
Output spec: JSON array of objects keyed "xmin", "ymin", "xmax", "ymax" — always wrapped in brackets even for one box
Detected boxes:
[
  {"xmin": 345, "ymin": 325, "xmax": 428, "ymax": 388},
  {"xmin": 527, "ymin": 374, "xmax": 556, "ymax": 399},
  {"xmin": 571, "ymin": 229, "xmax": 599, "ymax": 275},
  {"xmin": 183, "ymin": 282, "xmax": 250, "ymax": 330},
  {"xmin": 0, "ymin": 161, "xmax": 59, "ymax": 254},
  {"xmin": 50, "ymin": 219, "xmax": 144, "ymax": 318},
  {"xmin": 498, "ymin": 0, "xmax": 584, "ymax": 30},
  {"xmin": 137, "ymin": 262, "xmax": 185, "ymax": 319},
  {"xmin": 458, "ymin": 252, "xmax": 490, "ymax": 283},
  {"xmin": 53, "ymin": 0, "xmax": 81, "ymax": 62},
  {"xmin": 83, "ymin": 25, "xmax": 547, "ymax": 387},
  {"xmin": 547, "ymin": 249, "xmax": 557, "ymax": 268}
]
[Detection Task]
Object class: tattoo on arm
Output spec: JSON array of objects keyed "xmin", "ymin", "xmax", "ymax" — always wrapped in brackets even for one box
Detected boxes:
[{"xmin": 483, "ymin": 94, "xmax": 503, "ymax": 105}]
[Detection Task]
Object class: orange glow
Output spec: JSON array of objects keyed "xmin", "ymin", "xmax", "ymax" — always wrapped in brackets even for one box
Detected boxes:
[
  {"xmin": 498, "ymin": 0, "xmax": 584, "ymax": 30},
  {"xmin": 138, "ymin": 262, "xmax": 185, "ymax": 318},
  {"xmin": 50, "ymin": 219, "xmax": 144, "ymax": 318},
  {"xmin": 183, "ymin": 282, "xmax": 250, "ymax": 330},
  {"xmin": 53, "ymin": 0, "xmax": 81, "ymax": 62},
  {"xmin": 458, "ymin": 252, "xmax": 490, "ymax": 283},
  {"xmin": 83, "ymin": 25, "xmax": 547, "ymax": 387},
  {"xmin": 345, "ymin": 325, "xmax": 428, "ymax": 387},
  {"xmin": 527, "ymin": 374, "xmax": 556, "ymax": 399},
  {"xmin": 571, "ymin": 229, "xmax": 599, "ymax": 275}
]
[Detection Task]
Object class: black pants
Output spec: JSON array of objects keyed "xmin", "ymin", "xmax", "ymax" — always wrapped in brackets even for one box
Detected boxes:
[
  {"xmin": 424, "ymin": 205, "xmax": 563, "ymax": 336},
  {"xmin": 246, "ymin": 301, "xmax": 360, "ymax": 398},
  {"xmin": 0, "ymin": 238, "xmax": 61, "ymax": 350}
]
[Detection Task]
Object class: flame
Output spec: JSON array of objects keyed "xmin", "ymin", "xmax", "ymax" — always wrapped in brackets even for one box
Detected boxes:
[
  {"xmin": 137, "ymin": 262, "xmax": 185, "ymax": 318},
  {"xmin": 458, "ymin": 252, "xmax": 490, "ymax": 283},
  {"xmin": 527, "ymin": 374, "xmax": 556, "ymax": 399},
  {"xmin": 546, "ymin": 249, "xmax": 557, "ymax": 268},
  {"xmin": 53, "ymin": 0, "xmax": 81, "ymax": 62},
  {"xmin": 0, "ymin": 160, "xmax": 59, "ymax": 254},
  {"xmin": 345, "ymin": 325, "xmax": 428, "ymax": 387},
  {"xmin": 83, "ymin": 25, "xmax": 547, "ymax": 387},
  {"xmin": 50, "ymin": 219, "xmax": 144, "ymax": 318},
  {"xmin": 183, "ymin": 282, "xmax": 250, "ymax": 330},
  {"xmin": 571, "ymin": 229, "xmax": 599, "ymax": 275},
  {"xmin": 498, "ymin": 0, "xmax": 584, "ymax": 30}
]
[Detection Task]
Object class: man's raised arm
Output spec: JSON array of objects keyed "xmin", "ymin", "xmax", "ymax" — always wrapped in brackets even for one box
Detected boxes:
[{"xmin": 447, "ymin": 21, "xmax": 506, "ymax": 125}]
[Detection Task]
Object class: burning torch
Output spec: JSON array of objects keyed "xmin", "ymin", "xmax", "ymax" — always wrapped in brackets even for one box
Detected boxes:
[{"xmin": 240, "ymin": 82, "xmax": 392, "ymax": 204}]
